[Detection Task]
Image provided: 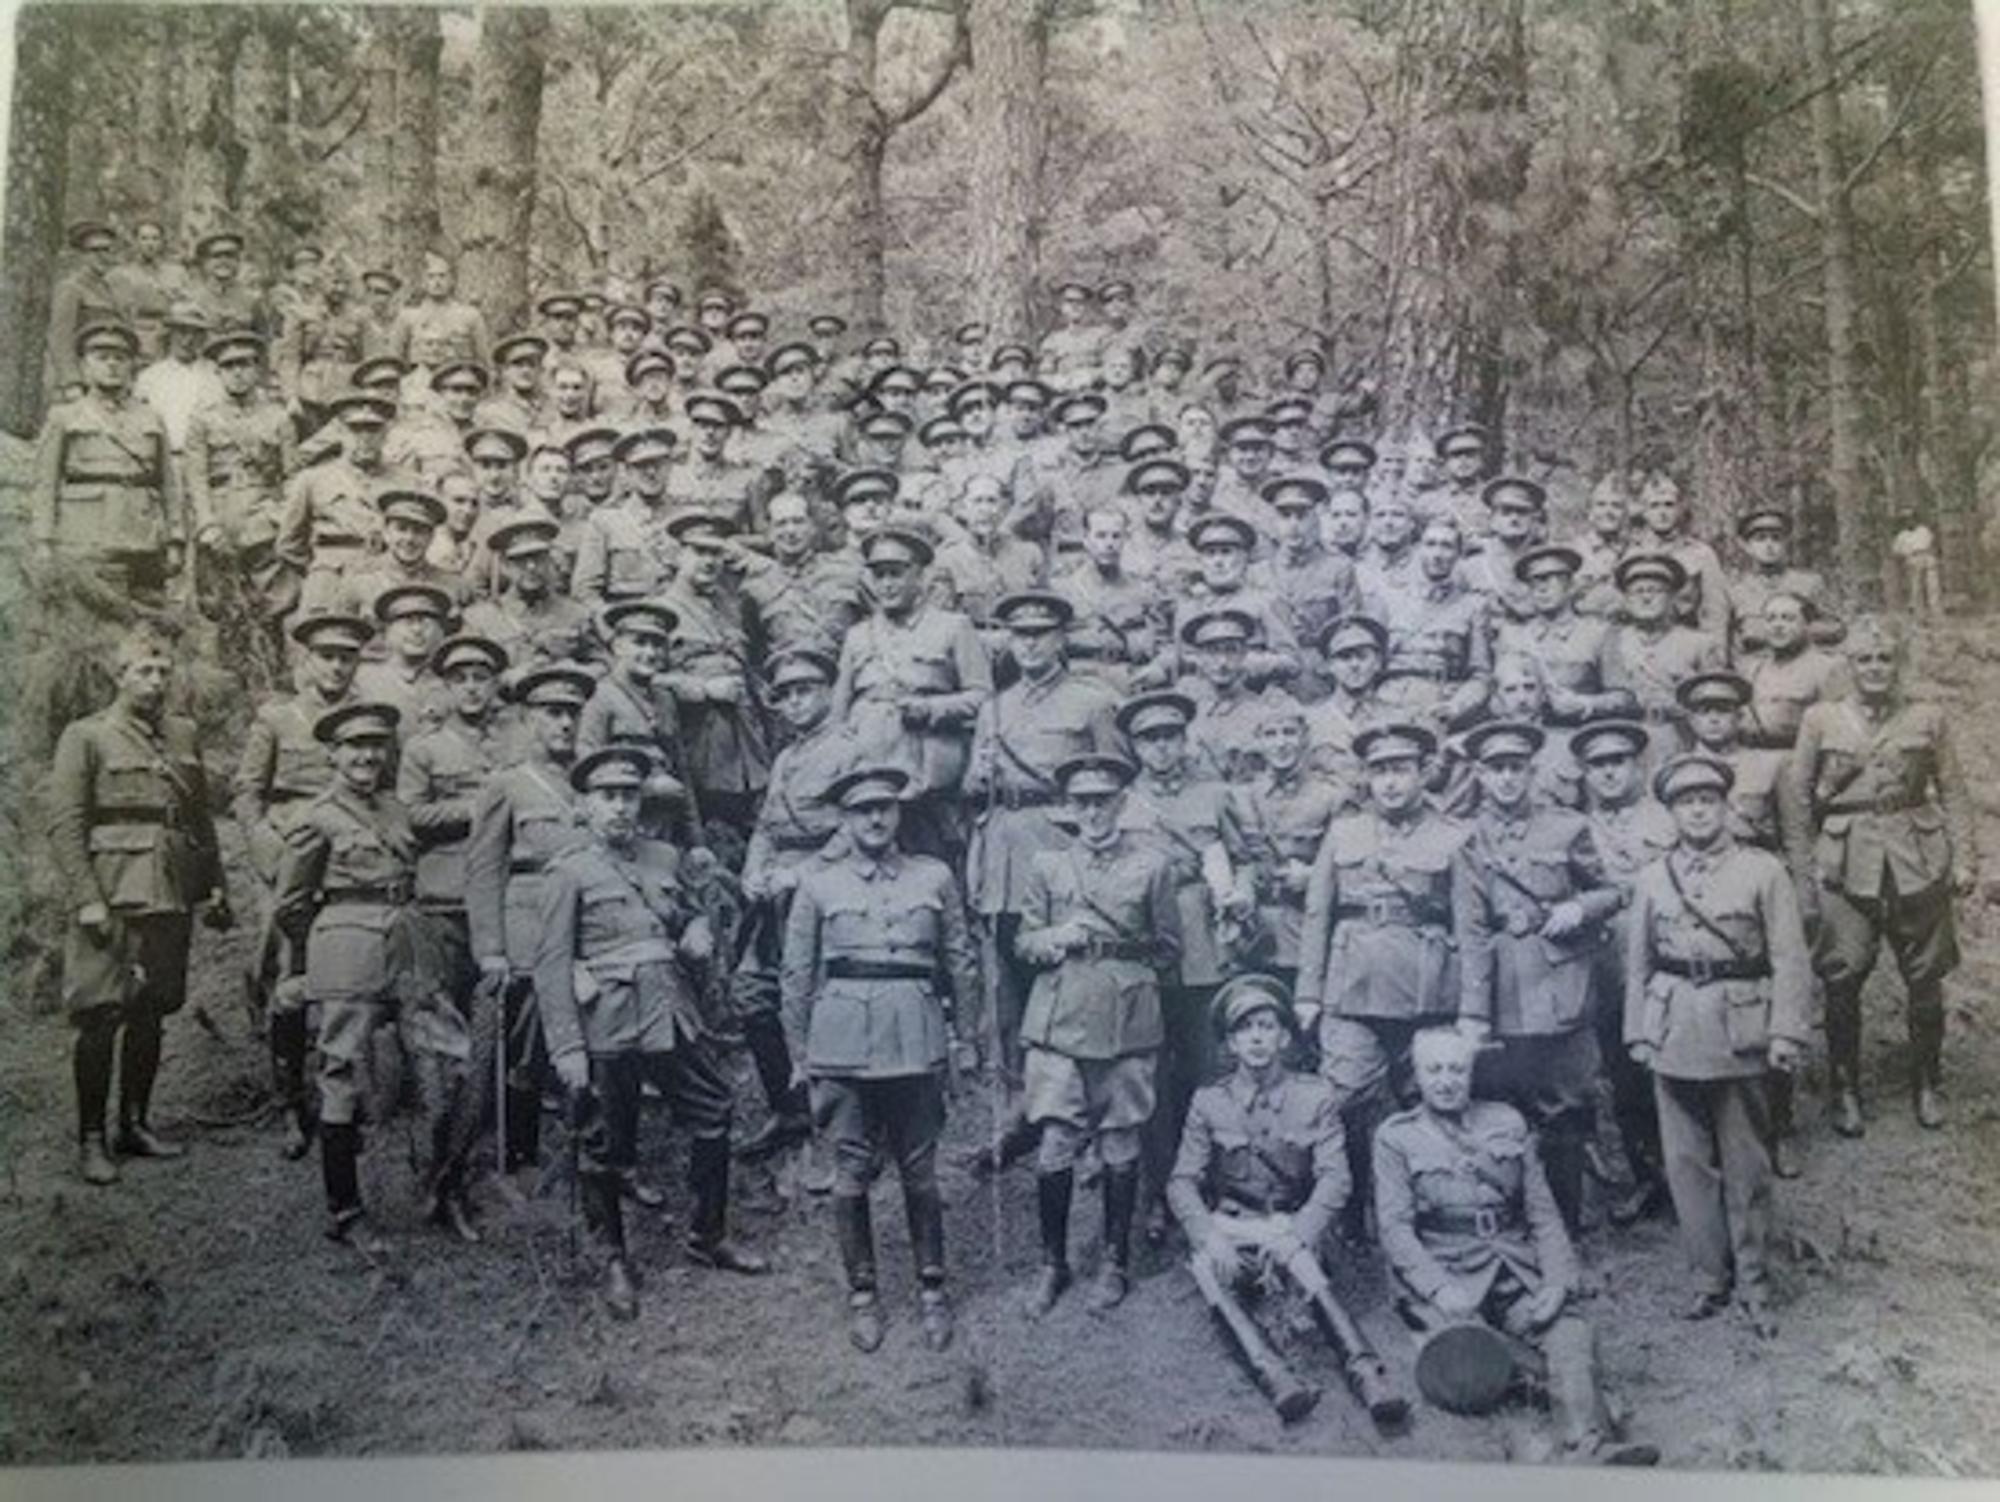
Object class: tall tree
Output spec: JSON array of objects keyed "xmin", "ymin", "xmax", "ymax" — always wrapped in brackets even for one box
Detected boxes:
[
  {"xmin": 2, "ymin": 5, "xmax": 73, "ymax": 435},
  {"xmin": 365, "ymin": 8, "xmax": 442, "ymax": 277},
  {"xmin": 182, "ymin": 9, "xmax": 252, "ymax": 230},
  {"xmin": 966, "ymin": 0, "xmax": 1050, "ymax": 341},
  {"xmin": 461, "ymin": 6, "xmax": 550, "ymax": 334},
  {"xmin": 825, "ymin": 0, "xmax": 968, "ymax": 329}
]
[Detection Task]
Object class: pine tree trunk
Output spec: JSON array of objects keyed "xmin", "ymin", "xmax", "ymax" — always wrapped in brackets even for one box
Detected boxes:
[
  {"xmin": 461, "ymin": 7, "xmax": 549, "ymax": 336},
  {"xmin": 827, "ymin": 4, "xmax": 890, "ymax": 330},
  {"xmin": 2, "ymin": 5, "xmax": 73, "ymax": 435},
  {"xmin": 390, "ymin": 8, "xmax": 442, "ymax": 274},
  {"xmin": 967, "ymin": 0, "xmax": 1049, "ymax": 343},
  {"xmin": 1802, "ymin": 0, "xmax": 1873, "ymax": 597},
  {"xmin": 182, "ymin": 10, "xmax": 249, "ymax": 231},
  {"xmin": 136, "ymin": 9, "xmax": 186, "ymax": 235},
  {"xmin": 239, "ymin": 9, "xmax": 299, "ymax": 246}
]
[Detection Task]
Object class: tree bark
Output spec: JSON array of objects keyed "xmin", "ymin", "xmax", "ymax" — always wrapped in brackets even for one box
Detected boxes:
[
  {"xmin": 2, "ymin": 5, "xmax": 73, "ymax": 435},
  {"xmin": 239, "ymin": 8, "xmax": 300, "ymax": 245},
  {"xmin": 389, "ymin": 8, "xmax": 442, "ymax": 274},
  {"xmin": 826, "ymin": 2, "xmax": 891, "ymax": 328},
  {"xmin": 1802, "ymin": 0, "xmax": 1873, "ymax": 595},
  {"xmin": 135, "ymin": 8, "xmax": 186, "ymax": 234},
  {"xmin": 966, "ymin": 0, "xmax": 1049, "ymax": 343},
  {"xmin": 461, "ymin": 7, "xmax": 549, "ymax": 336},
  {"xmin": 182, "ymin": 9, "xmax": 250, "ymax": 231}
]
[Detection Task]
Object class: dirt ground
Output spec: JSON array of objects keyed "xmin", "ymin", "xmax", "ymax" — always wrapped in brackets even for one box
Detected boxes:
[{"xmin": 3, "ymin": 624, "xmax": 2000, "ymax": 1477}]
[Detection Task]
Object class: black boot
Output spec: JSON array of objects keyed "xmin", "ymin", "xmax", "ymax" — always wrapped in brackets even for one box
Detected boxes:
[
  {"xmin": 115, "ymin": 1016, "xmax": 184, "ymax": 1159},
  {"xmin": 270, "ymin": 1010, "xmax": 315, "ymax": 1160},
  {"xmin": 736, "ymin": 1017, "xmax": 811, "ymax": 1161},
  {"xmin": 1541, "ymin": 1126, "xmax": 1586, "ymax": 1239},
  {"xmin": 834, "ymin": 1193, "xmax": 883, "ymax": 1351},
  {"xmin": 685, "ymin": 1134, "xmax": 770, "ymax": 1275},
  {"xmin": 905, "ymin": 1183, "xmax": 951, "ymax": 1349},
  {"xmin": 1308, "ymin": 1288, "xmax": 1409, "ymax": 1429},
  {"xmin": 1911, "ymin": 999, "xmax": 1946, "ymax": 1130},
  {"xmin": 582, "ymin": 1167, "xmax": 639, "ymax": 1320},
  {"xmin": 74, "ymin": 1020, "xmax": 117, "ymax": 1184},
  {"xmin": 320, "ymin": 1123, "xmax": 366, "ymax": 1240},
  {"xmin": 1026, "ymin": 1168, "xmax": 1074, "ymax": 1318},
  {"xmin": 1091, "ymin": 1163, "xmax": 1139, "ymax": 1310}
]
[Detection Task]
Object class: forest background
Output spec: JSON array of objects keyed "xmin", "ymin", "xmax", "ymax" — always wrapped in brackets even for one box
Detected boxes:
[{"xmin": 0, "ymin": 0, "xmax": 1995, "ymax": 596}]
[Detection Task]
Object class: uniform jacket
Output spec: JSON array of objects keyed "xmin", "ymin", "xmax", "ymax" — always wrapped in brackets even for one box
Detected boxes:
[
  {"xmin": 1296, "ymin": 808, "xmax": 1467, "ymax": 1020},
  {"xmin": 398, "ymin": 714, "xmax": 514, "ymax": 905},
  {"xmin": 781, "ymin": 849, "xmax": 979, "ymax": 1078},
  {"xmin": 832, "ymin": 602, "xmax": 993, "ymax": 797},
  {"xmin": 533, "ymin": 836, "xmax": 708, "ymax": 1063},
  {"xmin": 1222, "ymin": 767, "xmax": 1345, "ymax": 967},
  {"xmin": 1455, "ymin": 804, "xmax": 1619, "ymax": 1035},
  {"xmin": 569, "ymin": 494, "xmax": 679, "ymax": 605},
  {"xmin": 1016, "ymin": 832, "xmax": 1182, "ymax": 1059},
  {"xmin": 33, "ymin": 393, "xmax": 180, "ymax": 554},
  {"xmin": 741, "ymin": 551, "xmax": 867, "ymax": 656},
  {"xmin": 465, "ymin": 757, "xmax": 587, "ymax": 970},
  {"xmin": 1783, "ymin": 695, "xmax": 1974, "ymax": 900},
  {"xmin": 272, "ymin": 783, "xmax": 421, "ymax": 1004},
  {"xmin": 1167, "ymin": 1069, "xmax": 1348, "ymax": 1248},
  {"xmin": 232, "ymin": 687, "xmax": 351, "ymax": 880},
  {"xmin": 659, "ymin": 579, "xmax": 771, "ymax": 796},
  {"xmin": 49, "ymin": 704, "xmax": 220, "ymax": 916},
  {"xmin": 1119, "ymin": 771, "xmax": 1233, "ymax": 987},
  {"xmin": 1373, "ymin": 1100, "xmax": 1575, "ymax": 1304},
  {"xmin": 1624, "ymin": 837, "xmax": 1811, "ymax": 1080},
  {"xmin": 184, "ymin": 395, "xmax": 296, "ymax": 548},
  {"xmin": 1742, "ymin": 646, "xmax": 1851, "ymax": 749}
]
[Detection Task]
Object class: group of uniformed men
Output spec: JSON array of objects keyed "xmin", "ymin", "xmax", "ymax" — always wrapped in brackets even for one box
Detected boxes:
[{"xmin": 36, "ymin": 220, "xmax": 1981, "ymax": 1461}]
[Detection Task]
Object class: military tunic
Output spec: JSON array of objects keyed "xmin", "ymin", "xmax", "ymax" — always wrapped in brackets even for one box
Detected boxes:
[
  {"xmin": 1605, "ymin": 623, "xmax": 1724, "ymax": 736},
  {"xmin": 1727, "ymin": 565, "xmax": 1838, "ymax": 655},
  {"xmin": 1741, "ymin": 646, "xmax": 1851, "ymax": 749},
  {"xmin": 1493, "ymin": 610, "xmax": 1629, "ymax": 721},
  {"xmin": 32, "ymin": 392, "xmax": 182, "ymax": 592},
  {"xmin": 394, "ymin": 300, "xmax": 491, "ymax": 374},
  {"xmin": 577, "ymin": 672, "xmax": 681, "ymax": 766},
  {"xmin": 659, "ymin": 581, "xmax": 771, "ymax": 804},
  {"xmin": 1052, "ymin": 559, "xmax": 1164, "ymax": 684},
  {"xmin": 832, "ymin": 603, "xmax": 992, "ymax": 800},
  {"xmin": 740, "ymin": 551, "xmax": 869, "ymax": 657},
  {"xmin": 568, "ymin": 494, "xmax": 679, "ymax": 606},
  {"xmin": 276, "ymin": 457, "xmax": 391, "ymax": 617},
  {"xmin": 109, "ymin": 259, "xmax": 191, "ymax": 363},
  {"xmin": 49, "ymin": 703, "xmax": 221, "ymax": 1019},
  {"xmin": 1183, "ymin": 681, "xmax": 1301, "ymax": 785},
  {"xmin": 1221, "ymin": 767, "xmax": 1345, "ymax": 971},
  {"xmin": 1248, "ymin": 545, "xmax": 1360, "ymax": 683},
  {"xmin": 185, "ymin": 393, "xmax": 296, "ymax": 555},
  {"xmin": 47, "ymin": 268, "xmax": 128, "ymax": 392},
  {"xmin": 1167, "ymin": 1070, "xmax": 1349, "ymax": 1248},
  {"xmin": 461, "ymin": 589, "xmax": 597, "ymax": 670},
  {"xmin": 930, "ymin": 533, "xmax": 1047, "ymax": 630}
]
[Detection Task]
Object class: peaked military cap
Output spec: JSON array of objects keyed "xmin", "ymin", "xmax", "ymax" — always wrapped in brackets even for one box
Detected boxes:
[
  {"xmin": 1052, "ymin": 392, "xmax": 1108, "ymax": 425},
  {"xmin": 202, "ymin": 331, "xmax": 265, "ymax": 364},
  {"xmin": 766, "ymin": 342, "xmax": 817, "ymax": 379},
  {"xmin": 835, "ymin": 469, "xmax": 901, "ymax": 508},
  {"xmin": 486, "ymin": 517, "xmax": 560, "ymax": 560},
  {"xmin": 564, "ymin": 426, "xmax": 621, "ymax": 464},
  {"xmin": 193, "ymin": 231, "xmax": 245, "ymax": 261},
  {"xmin": 663, "ymin": 324, "xmax": 714, "ymax": 356},
  {"xmin": 605, "ymin": 302, "xmax": 652, "ymax": 332},
  {"xmin": 68, "ymin": 221, "xmax": 116, "ymax": 251},
  {"xmin": 76, "ymin": 321, "xmax": 140, "ymax": 358},
  {"xmin": 1568, "ymin": 720, "xmax": 1649, "ymax": 763},
  {"xmin": 1463, "ymin": 719, "xmax": 1546, "ymax": 763},
  {"xmin": 360, "ymin": 268, "xmax": 403, "ymax": 294},
  {"xmin": 314, "ymin": 701, "xmax": 400, "ymax": 745},
  {"xmin": 536, "ymin": 292, "xmax": 584, "ymax": 318},
  {"xmin": 1055, "ymin": 753, "xmax": 1136, "ymax": 795},
  {"xmin": 860, "ymin": 526, "xmax": 934, "ymax": 568},
  {"xmin": 1513, "ymin": 544, "xmax": 1582, "ymax": 582},
  {"xmin": 1736, "ymin": 505, "xmax": 1791, "ymax": 538},
  {"xmin": 714, "ymin": 363, "xmax": 768, "ymax": 396},
  {"xmin": 1434, "ymin": 423, "xmax": 1490, "ymax": 458},
  {"xmin": 1318, "ymin": 614, "xmax": 1389, "ymax": 657},
  {"xmin": 683, "ymin": 392, "xmax": 745, "ymax": 428},
  {"xmin": 1263, "ymin": 475, "xmax": 1330, "ymax": 511},
  {"xmin": 350, "ymin": 356, "xmax": 408, "ymax": 389},
  {"xmin": 1116, "ymin": 690, "xmax": 1197, "ymax": 738},
  {"xmin": 764, "ymin": 647, "xmax": 837, "ymax": 691},
  {"xmin": 1320, "ymin": 437, "xmax": 1378, "ymax": 470},
  {"xmin": 432, "ymin": 635, "xmax": 509, "ymax": 677},
  {"xmin": 493, "ymin": 333, "xmax": 550, "ymax": 367},
  {"xmin": 290, "ymin": 613, "xmax": 374, "ymax": 651},
  {"xmin": 601, "ymin": 600, "xmax": 679, "ymax": 641},
  {"xmin": 1354, "ymin": 722, "xmax": 1437, "ymax": 765},
  {"xmin": 1121, "ymin": 424, "xmax": 1179, "ymax": 462},
  {"xmin": 1212, "ymin": 972, "xmax": 1294, "ymax": 1034},
  {"xmin": 994, "ymin": 592, "xmax": 1074, "ymax": 633},
  {"xmin": 1481, "ymin": 476, "xmax": 1546, "ymax": 512},
  {"xmin": 1614, "ymin": 552, "xmax": 1689, "ymax": 593},
  {"xmin": 1187, "ymin": 513, "xmax": 1257, "ymax": 552},
  {"xmin": 429, "ymin": 360, "xmax": 490, "ymax": 393},
  {"xmin": 373, "ymin": 583, "xmax": 454, "ymax": 623},
  {"xmin": 613, "ymin": 426, "xmax": 677, "ymax": 465},
  {"xmin": 626, "ymin": 350, "xmax": 676, "ymax": 385},
  {"xmin": 571, "ymin": 745, "xmax": 653, "ymax": 793},
  {"xmin": 1125, "ymin": 457, "xmax": 1191, "ymax": 494},
  {"xmin": 821, "ymin": 763, "xmax": 911, "ymax": 809},
  {"xmin": 377, "ymin": 489, "xmax": 446, "ymax": 528},
  {"xmin": 726, "ymin": 310, "xmax": 769, "ymax": 339},
  {"xmin": 1219, "ymin": 415, "xmax": 1275, "ymax": 446},
  {"xmin": 1180, "ymin": 606, "xmax": 1258, "ymax": 647},
  {"xmin": 510, "ymin": 665, "xmax": 595, "ymax": 708},
  {"xmin": 1653, "ymin": 751, "xmax": 1734, "ymax": 804},
  {"xmin": 1676, "ymin": 671, "xmax": 1752, "ymax": 710},
  {"xmin": 465, "ymin": 426, "xmax": 529, "ymax": 463},
  {"xmin": 664, "ymin": 510, "xmax": 737, "ymax": 547}
]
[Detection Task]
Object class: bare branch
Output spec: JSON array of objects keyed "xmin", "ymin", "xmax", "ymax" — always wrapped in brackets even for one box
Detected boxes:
[
  {"xmin": 1844, "ymin": 48, "xmax": 1942, "ymax": 193},
  {"xmin": 1747, "ymin": 171, "xmax": 1822, "ymax": 223},
  {"xmin": 881, "ymin": 8, "xmax": 968, "ymax": 129}
]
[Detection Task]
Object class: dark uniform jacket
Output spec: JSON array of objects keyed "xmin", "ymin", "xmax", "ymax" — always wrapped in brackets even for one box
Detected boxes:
[
  {"xmin": 1296, "ymin": 808, "xmax": 1467, "ymax": 1020},
  {"xmin": 233, "ymin": 688, "xmax": 351, "ymax": 880},
  {"xmin": 398, "ymin": 714, "xmax": 514, "ymax": 906},
  {"xmin": 272, "ymin": 784, "xmax": 421, "ymax": 1005},
  {"xmin": 465, "ymin": 758, "xmax": 587, "ymax": 972},
  {"xmin": 50, "ymin": 704, "xmax": 221, "ymax": 918},
  {"xmin": 33, "ymin": 393, "xmax": 180, "ymax": 557}
]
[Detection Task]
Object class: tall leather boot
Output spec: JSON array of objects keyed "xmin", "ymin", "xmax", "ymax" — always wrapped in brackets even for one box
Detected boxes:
[
  {"xmin": 1910, "ymin": 991, "xmax": 1946, "ymax": 1129},
  {"xmin": 685, "ymin": 1134, "xmax": 770, "ymax": 1274},
  {"xmin": 1305, "ymin": 1285, "xmax": 1409, "ymax": 1427},
  {"xmin": 1766, "ymin": 1070, "xmax": 1800, "ymax": 1177},
  {"xmin": 320, "ymin": 1123, "xmax": 365, "ymax": 1240},
  {"xmin": 1541, "ymin": 1125, "xmax": 1586, "ymax": 1239},
  {"xmin": 906, "ymin": 1183, "xmax": 953, "ymax": 1350},
  {"xmin": 1025, "ymin": 1168, "xmax": 1074, "ymax": 1318},
  {"xmin": 270, "ymin": 1010, "xmax": 315, "ymax": 1160},
  {"xmin": 833, "ymin": 1192, "xmax": 883, "ymax": 1351},
  {"xmin": 1091, "ymin": 1162, "xmax": 1140, "ymax": 1310},
  {"xmin": 74, "ymin": 1020, "xmax": 119, "ymax": 1186},
  {"xmin": 1826, "ymin": 985, "xmax": 1865, "ymax": 1137},
  {"xmin": 115, "ymin": 1014, "xmax": 184, "ymax": 1159},
  {"xmin": 583, "ymin": 1168, "xmax": 638, "ymax": 1320},
  {"xmin": 1338, "ymin": 1110, "xmax": 1374, "ymax": 1244}
]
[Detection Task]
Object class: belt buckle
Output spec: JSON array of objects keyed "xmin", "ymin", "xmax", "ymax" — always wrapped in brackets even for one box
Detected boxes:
[
  {"xmin": 1473, "ymin": 1207, "xmax": 1500, "ymax": 1238},
  {"xmin": 1368, "ymin": 898, "xmax": 1397, "ymax": 925},
  {"xmin": 1688, "ymin": 955, "xmax": 1715, "ymax": 985}
]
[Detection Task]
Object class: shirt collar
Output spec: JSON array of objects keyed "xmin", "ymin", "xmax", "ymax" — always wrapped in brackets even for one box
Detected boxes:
[{"xmin": 856, "ymin": 851, "xmax": 903, "ymax": 882}]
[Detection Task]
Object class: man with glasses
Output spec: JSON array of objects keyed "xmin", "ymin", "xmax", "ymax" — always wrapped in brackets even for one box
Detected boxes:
[{"xmin": 185, "ymin": 330, "xmax": 299, "ymax": 669}]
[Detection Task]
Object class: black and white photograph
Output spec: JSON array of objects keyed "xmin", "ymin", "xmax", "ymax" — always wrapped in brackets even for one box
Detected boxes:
[{"xmin": 1, "ymin": 0, "xmax": 1998, "ymax": 1484}]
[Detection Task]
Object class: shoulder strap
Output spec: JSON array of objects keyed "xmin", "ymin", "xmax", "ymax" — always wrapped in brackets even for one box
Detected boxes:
[{"xmin": 1662, "ymin": 853, "xmax": 1751, "ymax": 961}]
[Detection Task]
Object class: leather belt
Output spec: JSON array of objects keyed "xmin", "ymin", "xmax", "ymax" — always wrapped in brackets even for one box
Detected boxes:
[
  {"xmin": 995, "ymin": 787, "xmax": 1061, "ymax": 811},
  {"xmin": 1381, "ymin": 664, "xmax": 1453, "ymax": 683},
  {"xmin": 1417, "ymin": 1207, "xmax": 1517, "ymax": 1239},
  {"xmin": 322, "ymin": 880, "xmax": 414, "ymax": 905},
  {"xmin": 1821, "ymin": 792, "xmax": 1925, "ymax": 816},
  {"xmin": 1076, "ymin": 937, "xmax": 1152, "ymax": 962},
  {"xmin": 825, "ymin": 958, "xmax": 935, "ymax": 981},
  {"xmin": 508, "ymin": 857, "xmax": 546, "ymax": 875},
  {"xmin": 1333, "ymin": 898, "xmax": 1445, "ymax": 928},
  {"xmin": 769, "ymin": 832, "xmax": 831, "ymax": 852},
  {"xmin": 89, "ymin": 804, "xmax": 173, "ymax": 827},
  {"xmin": 1653, "ymin": 954, "xmax": 1770, "ymax": 982},
  {"xmin": 316, "ymin": 533, "xmax": 367, "ymax": 550}
]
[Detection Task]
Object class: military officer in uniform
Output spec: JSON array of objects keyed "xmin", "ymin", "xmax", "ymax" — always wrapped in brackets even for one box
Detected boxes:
[
  {"xmin": 1116, "ymin": 689, "xmax": 1237, "ymax": 1241},
  {"xmin": 110, "ymin": 218, "xmax": 189, "ymax": 365},
  {"xmin": 461, "ymin": 518, "xmax": 597, "ymax": 670},
  {"xmin": 569, "ymin": 426, "xmax": 681, "ymax": 607},
  {"xmin": 1294, "ymin": 723, "xmax": 1469, "ymax": 1239},
  {"xmin": 393, "ymin": 252, "xmax": 491, "ymax": 389},
  {"xmin": 188, "ymin": 231, "xmax": 266, "ymax": 338},
  {"xmin": 1604, "ymin": 554, "xmax": 1723, "ymax": 742},
  {"xmin": 1015, "ymin": 753, "xmax": 1182, "ymax": 1315},
  {"xmin": 353, "ymin": 583, "xmax": 454, "ymax": 736},
  {"xmin": 1494, "ymin": 546, "xmax": 1630, "ymax": 725},
  {"xmin": 31, "ymin": 322, "xmax": 184, "ymax": 661},
  {"xmin": 1178, "ymin": 607, "xmax": 1302, "ymax": 784},
  {"xmin": 186, "ymin": 330, "xmax": 299, "ymax": 662},
  {"xmin": 577, "ymin": 600, "xmax": 684, "ymax": 776},
  {"xmin": 397, "ymin": 634, "xmax": 515, "ymax": 1239},
  {"xmin": 1051, "ymin": 505, "xmax": 1162, "ymax": 689},
  {"xmin": 962, "ymin": 593, "xmax": 1122, "ymax": 1084},
  {"xmin": 50, "ymin": 625, "xmax": 229, "ymax": 1185},
  {"xmin": 1169, "ymin": 974, "xmax": 1407, "ymax": 1427},
  {"xmin": 465, "ymin": 665, "xmax": 597, "ymax": 1177},
  {"xmin": 1571, "ymin": 720, "xmax": 1676, "ymax": 1226},
  {"xmin": 1249, "ymin": 477, "xmax": 1360, "ymax": 681},
  {"xmin": 1453, "ymin": 720, "xmax": 1622, "ymax": 1233},
  {"xmin": 272, "ymin": 702, "xmax": 438, "ymax": 1246},
  {"xmin": 1740, "ymin": 592, "xmax": 1852, "ymax": 749},
  {"xmin": 276, "ymin": 389, "xmax": 399, "ymax": 618},
  {"xmin": 1419, "ymin": 423, "xmax": 1493, "ymax": 542},
  {"xmin": 48, "ymin": 223, "xmax": 130, "ymax": 399},
  {"xmin": 1627, "ymin": 753, "xmax": 1810, "ymax": 1334},
  {"xmin": 1782, "ymin": 616, "xmax": 1978, "ymax": 1136},
  {"xmin": 739, "ymin": 489, "xmax": 868, "ymax": 658},
  {"xmin": 1629, "ymin": 473, "xmax": 1730, "ymax": 640},
  {"xmin": 1303, "ymin": 614, "xmax": 1392, "ymax": 793},
  {"xmin": 831, "ymin": 526, "xmax": 993, "ymax": 864},
  {"xmin": 1727, "ymin": 506, "xmax": 1842, "ymax": 657},
  {"xmin": 535, "ymin": 745, "xmax": 770, "ymax": 1318},
  {"xmin": 1375, "ymin": 1028, "xmax": 1656, "ymax": 1463},
  {"xmin": 1456, "ymin": 477, "xmax": 1546, "ymax": 624},
  {"xmin": 781, "ymin": 763, "xmax": 980, "ymax": 1352},
  {"xmin": 1369, "ymin": 516, "xmax": 1490, "ymax": 726},
  {"xmin": 1219, "ymin": 699, "xmax": 1344, "ymax": 987},
  {"xmin": 234, "ymin": 612, "xmax": 372, "ymax": 1156},
  {"xmin": 343, "ymin": 489, "xmax": 471, "ymax": 620}
]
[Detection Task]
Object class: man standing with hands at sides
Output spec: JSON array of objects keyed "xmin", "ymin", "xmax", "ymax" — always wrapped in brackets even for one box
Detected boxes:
[
  {"xmin": 1782, "ymin": 616, "xmax": 1978, "ymax": 1136},
  {"xmin": 51, "ymin": 625, "xmax": 231, "ymax": 1185},
  {"xmin": 782, "ymin": 764, "xmax": 980, "ymax": 1353},
  {"xmin": 1627, "ymin": 753, "xmax": 1810, "ymax": 1335},
  {"xmin": 1015, "ymin": 755, "xmax": 1182, "ymax": 1316},
  {"xmin": 535, "ymin": 747, "xmax": 770, "ymax": 1321},
  {"xmin": 1169, "ymin": 973, "xmax": 1408, "ymax": 1429}
]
